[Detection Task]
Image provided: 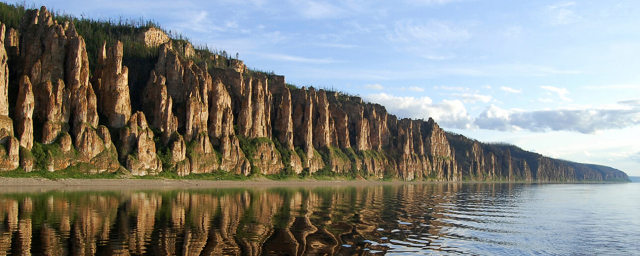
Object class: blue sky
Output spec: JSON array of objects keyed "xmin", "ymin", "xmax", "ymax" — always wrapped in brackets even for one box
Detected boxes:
[{"xmin": 11, "ymin": 0, "xmax": 640, "ymax": 176}]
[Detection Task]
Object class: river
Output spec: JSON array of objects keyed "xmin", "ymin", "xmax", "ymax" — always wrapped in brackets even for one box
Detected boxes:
[{"xmin": 0, "ymin": 182, "xmax": 638, "ymax": 255}]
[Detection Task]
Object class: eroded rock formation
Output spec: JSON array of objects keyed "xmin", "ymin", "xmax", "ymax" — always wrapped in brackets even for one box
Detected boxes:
[
  {"xmin": 121, "ymin": 112, "xmax": 162, "ymax": 176},
  {"xmin": 93, "ymin": 41, "xmax": 131, "ymax": 129}
]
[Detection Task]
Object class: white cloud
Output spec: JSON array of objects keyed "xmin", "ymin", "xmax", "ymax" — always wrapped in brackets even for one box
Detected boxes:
[
  {"xmin": 502, "ymin": 25, "xmax": 522, "ymax": 38},
  {"xmin": 539, "ymin": 98, "xmax": 554, "ymax": 103},
  {"xmin": 364, "ymin": 84, "xmax": 384, "ymax": 90},
  {"xmin": 316, "ymin": 43, "xmax": 357, "ymax": 49},
  {"xmin": 452, "ymin": 93, "xmax": 492, "ymax": 104},
  {"xmin": 387, "ymin": 19, "xmax": 470, "ymax": 59},
  {"xmin": 256, "ymin": 53, "xmax": 338, "ymax": 63},
  {"xmin": 408, "ymin": 86, "xmax": 425, "ymax": 92},
  {"xmin": 474, "ymin": 103, "xmax": 640, "ymax": 134},
  {"xmin": 482, "ymin": 85, "xmax": 492, "ymax": 89},
  {"xmin": 501, "ymin": 86, "xmax": 522, "ymax": 93},
  {"xmin": 619, "ymin": 99, "xmax": 640, "ymax": 106},
  {"xmin": 405, "ymin": 0, "xmax": 461, "ymax": 5},
  {"xmin": 389, "ymin": 19, "xmax": 471, "ymax": 44},
  {"xmin": 289, "ymin": 0, "xmax": 344, "ymax": 19},
  {"xmin": 541, "ymin": 85, "xmax": 572, "ymax": 102},
  {"xmin": 629, "ymin": 152, "xmax": 640, "ymax": 163},
  {"xmin": 359, "ymin": 93, "xmax": 640, "ymax": 134},
  {"xmin": 586, "ymin": 85, "xmax": 640, "ymax": 90},
  {"xmin": 545, "ymin": 1, "xmax": 581, "ymax": 26},
  {"xmin": 364, "ymin": 93, "xmax": 472, "ymax": 129},
  {"xmin": 435, "ymin": 86, "xmax": 470, "ymax": 92}
]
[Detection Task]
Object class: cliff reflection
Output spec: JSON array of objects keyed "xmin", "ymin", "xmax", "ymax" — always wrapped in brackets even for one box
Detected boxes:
[{"xmin": 0, "ymin": 183, "xmax": 520, "ymax": 255}]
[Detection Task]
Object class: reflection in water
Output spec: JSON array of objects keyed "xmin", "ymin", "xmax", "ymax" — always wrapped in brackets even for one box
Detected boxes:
[{"xmin": 0, "ymin": 183, "xmax": 639, "ymax": 255}]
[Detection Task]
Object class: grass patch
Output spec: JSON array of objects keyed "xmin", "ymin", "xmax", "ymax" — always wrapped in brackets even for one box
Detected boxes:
[
  {"xmin": 0, "ymin": 166, "xmax": 122, "ymax": 179},
  {"xmin": 134, "ymin": 169, "xmax": 250, "ymax": 181}
]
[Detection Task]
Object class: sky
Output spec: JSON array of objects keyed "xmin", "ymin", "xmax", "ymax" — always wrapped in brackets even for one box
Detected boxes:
[{"xmin": 9, "ymin": 0, "xmax": 640, "ymax": 176}]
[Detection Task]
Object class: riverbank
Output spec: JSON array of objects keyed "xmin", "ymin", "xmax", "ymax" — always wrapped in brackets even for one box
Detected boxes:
[
  {"xmin": 0, "ymin": 177, "xmax": 414, "ymax": 193},
  {"xmin": 0, "ymin": 177, "xmax": 630, "ymax": 193}
]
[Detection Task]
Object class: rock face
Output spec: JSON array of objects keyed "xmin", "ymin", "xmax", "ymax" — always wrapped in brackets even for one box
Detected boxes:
[
  {"xmin": 93, "ymin": 41, "xmax": 131, "ymax": 129},
  {"xmin": 0, "ymin": 22, "xmax": 18, "ymax": 171},
  {"xmin": 144, "ymin": 71, "xmax": 178, "ymax": 144},
  {"xmin": 122, "ymin": 112, "xmax": 162, "ymax": 176},
  {"xmin": 208, "ymin": 74, "xmax": 250, "ymax": 175},
  {"xmin": 0, "ymin": 5, "xmax": 629, "ymax": 182},
  {"xmin": 423, "ymin": 118, "xmax": 459, "ymax": 181},
  {"xmin": 16, "ymin": 76, "xmax": 34, "ymax": 150},
  {"xmin": 8, "ymin": 7, "xmax": 121, "ymax": 173},
  {"xmin": 137, "ymin": 27, "xmax": 170, "ymax": 47}
]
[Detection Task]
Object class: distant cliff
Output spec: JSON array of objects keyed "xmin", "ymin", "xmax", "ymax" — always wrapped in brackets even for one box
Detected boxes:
[{"xmin": 0, "ymin": 5, "xmax": 629, "ymax": 182}]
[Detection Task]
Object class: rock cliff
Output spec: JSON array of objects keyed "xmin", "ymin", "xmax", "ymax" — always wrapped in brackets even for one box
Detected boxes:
[{"xmin": 0, "ymin": 5, "xmax": 629, "ymax": 182}]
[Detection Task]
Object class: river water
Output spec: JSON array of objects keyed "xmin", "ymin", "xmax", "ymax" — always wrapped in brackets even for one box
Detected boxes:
[{"xmin": 0, "ymin": 182, "xmax": 638, "ymax": 255}]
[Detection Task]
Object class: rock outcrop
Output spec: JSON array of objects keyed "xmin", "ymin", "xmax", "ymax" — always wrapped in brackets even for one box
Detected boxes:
[
  {"xmin": 144, "ymin": 71, "xmax": 178, "ymax": 144},
  {"xmin": 137, "ymin": 27, "xmax": 170, "ymax": 47},
  {"xmin": 121, "ymin": 112, "xmax": 162, "ymax": 176},
  {"xmin": 16, "ymin": 76, "xmax": 34, "ymax": 150},
  {"xmin": 93, "ymin": 41, "xmax": 131, "ymax": 129}
]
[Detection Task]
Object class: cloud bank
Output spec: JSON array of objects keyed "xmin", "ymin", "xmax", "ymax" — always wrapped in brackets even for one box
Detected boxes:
[
  {"xmin": 364, "ymin": 93, "xmax": 473, "ymax": 129},
  {"xmin": 365, "ymin": 93, "xmax": 640, "ymax": 134}
]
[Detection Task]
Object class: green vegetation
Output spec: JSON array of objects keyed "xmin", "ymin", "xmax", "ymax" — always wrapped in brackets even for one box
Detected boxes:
[
  {"xmin": 31, "ymin": 137, "xmax": 74, "ymax": 171},
  {"xmin": 0, "ymin": 2, "xmax": 25, "ymax": 29},
  {"xmin": 294, "ymin": 147, "xmax": 308, "ymax": 165},
  {"xmin": 313, "ymin": 166, "xmax": 341, "ymax": 180},
  {"xmin": 0, "ymin": 166, "xmax": 122, "ymax": 179},
  {"xmin": 237, "ymin": 136, "xmax": 273, "ymax": 164},
  {"xmin": 136, "ymin": 169, "xmax": 250, "ymax": 181},
  {"xmin": 359, "ymin": 149, "xmax": 387, "ymax": 161},
  {"xmin": 272, "ymin": 139, "xmax": 295, "ymax": 179},
  {"xmin": 285, "ymin": 83, "xmax": 299, "ymax": 90}
]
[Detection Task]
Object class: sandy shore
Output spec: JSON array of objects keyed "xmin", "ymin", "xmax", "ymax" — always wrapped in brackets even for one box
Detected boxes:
[{"xmin": 0, "ymin": 177, "xmax": 417, "ymax": 193}]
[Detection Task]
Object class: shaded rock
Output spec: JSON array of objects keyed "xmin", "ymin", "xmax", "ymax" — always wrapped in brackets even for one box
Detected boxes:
[
  {"xmin": 0, "ymin": 131, "xmax": 19, "ymax": 171},
  {"xmin": 122, "ymin": 112, "xmax": 162, "ymax": 176},
  {"xmin": 328, "ymin": 102, "xmax": 350, "ymax": 149},
  {"xmin": 93, "ymin": 41, "xmax": 131, "ymax": 128},
  {"xmin": 151, "ymin": 42, "xmax": 212, "ymax": 138},
  {"xmin": 208, "ymin": 77, "xmax": 233, "ymax": 144},
  {"xmin": 187, "ymin": 133, "xmax": 218, "ymax": 175},
  {"xmin": 144, "ymin": 71, "xmax": 178, "ymax": 144},
  {"xmin": 0, "ymin": 23, "xmax": 9, "ymax": 117},
  {"xmin": 251, "ymin": 140, "xmax": 284, "ymax": 175},
  {"xmin": 273, "ymin": 87, "xmax": 295, "ymax": 149},
  {"xmin": 228, "ymin": 73, "xmax": 272, "ymax": 139},
  {"xmin": 185, "ymin": 86, "xmax": 209, "ymax": 142},
  {"xmin": 206, "ymin": 70, "xmax": 251, "ymax": 176},
  {"xmin": 0, "ymin": 23, "xmax": 13, "ymax": 144},
  {"xmin": 218, "ymin": 135, "xmax": 251, "ymax": 176},
  {"xmin": 41, "ymin": 79, "xmax": 70, "ymax": 144},
  {"xmin": 74, "ymin": 123, "xmax": 104, "ymax": 161},
  {"xmin": 366, "ymin": 104, "xmax": 390, "ymax": 151},
  {"xmin": 291, "ymin": 88, "xmax": 323, "ymax": 173},
  {"xmin": 324, "ymin": 148, "xmax": 351, "ymax": 174},
  {"xmin": 19, "ymin": 147, "xmax": 34, "ymax": 172},
  {"xmin": 4, "ymin": 27, "xmax": 19, "ymax": 57},
  {"xmin": 423, "ymin": 118, "xmax": 459, "ymax": 181},
  {"xmin": 45, "ymin": 132, "xmax": 75, "ymax": 172},
  {"xmin": 96, "ymin": 125, "xmax": 111, "ymax": 146},
  {"xmin": 312, "ymin": 89, "xmax": 331, "ymax": 149},
  {"xmin": 66, "ymin": 29, "xmax": 98, "ymax": 129},
  {"xmin": 170, "ymin": 134, "xmax": 191, "ymax": 176}
]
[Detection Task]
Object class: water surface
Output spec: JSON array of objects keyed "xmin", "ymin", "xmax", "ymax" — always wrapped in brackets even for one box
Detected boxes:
[{"xmin": 0, "ymin": 183, "xmax": 638, "ymax": 255}]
